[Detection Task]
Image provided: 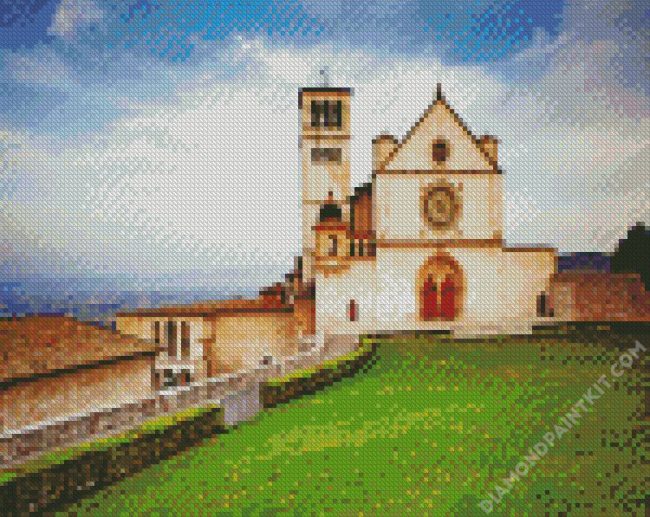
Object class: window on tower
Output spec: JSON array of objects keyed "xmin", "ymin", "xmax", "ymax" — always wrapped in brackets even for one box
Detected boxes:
[
  {"xmin": 167, "ymin": 321, "xmax": 177, "ymax": 358},
  {"xmin": 310, "ymin": 100, "xmax": 342, "ymax": 128},
  {"xmin": 311, "ymin": 100, "xmax": 322, "ymax": 127},
  {"xmin": 327, "ymin": 100, "xmax": 342, "ymax": 127},
  {"xmin": 311, "ymin": 147, "xmax": 342, "ymax": 163}
]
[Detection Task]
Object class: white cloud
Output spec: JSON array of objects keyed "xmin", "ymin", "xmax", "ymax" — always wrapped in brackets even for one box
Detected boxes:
[
  {"xmin": 4, "ymin": 46, "xmax": 78, "ymax": 90},
  {"xmin": 47, "ymin": 0, "xmax": 104, "ymax": 40},
  {"xmin": 516, "ymin": 28, "xmax": 569, "ymax": 57},
  {"xmin": 2, "ymin": 30, "xmax": 648, "ymax": 284}
]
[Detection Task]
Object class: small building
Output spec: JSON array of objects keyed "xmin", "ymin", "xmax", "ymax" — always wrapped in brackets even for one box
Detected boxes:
[
  {"xmin": 548, "ymin": 272, "xmax": 650, "ymax": 321},
  {"xmin": 116, "ymin": 294, "xmax": 311, "ymax": 387},
  {"xmin": 0, "ymin": 315, "xmax": 158, "ymax": 433}
]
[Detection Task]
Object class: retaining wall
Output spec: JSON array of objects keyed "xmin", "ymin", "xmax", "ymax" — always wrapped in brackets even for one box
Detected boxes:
[
  {"xmin": 0, "ymin": 335, "xmax": 328, "ymax": 468},
  {"xmin": 0, "ymin": 405, "xmax": 225, "ymax": 515},
  {"xmin": 261, "ymin": 340, "xmax": 377, "ymax": 408}
]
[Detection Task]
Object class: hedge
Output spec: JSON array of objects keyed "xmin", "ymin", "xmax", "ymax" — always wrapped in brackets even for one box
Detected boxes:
[
  {"xmin": 260, "ymin": 339, "xmax": 378, "ymax": 408},
  {"xmin": 532, "ymin": 321, "xmax": 650, "ymax": 335},
  {"xmin": 0, "ymin": 404, "xmax": 225, "ymax": 515}
]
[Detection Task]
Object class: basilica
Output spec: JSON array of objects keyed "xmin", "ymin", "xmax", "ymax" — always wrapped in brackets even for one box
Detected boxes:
[
  {"xmin": 116, "ymin": 84, "xmax": 560, "ymax": 387},
  {"xmin": 301, "ymin": 85, "xmax": 556, "ymax": 335}
]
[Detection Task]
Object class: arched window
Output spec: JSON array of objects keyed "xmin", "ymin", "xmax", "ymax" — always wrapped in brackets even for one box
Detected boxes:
[
  {"xmin": 537, "ymin": 292, "xmax": 552, "ymax": 317},
  {"xmin": 328, "ymin": 235, "xmax": 338, "ymax": 256},
  {"xmin": 152, "ymin": 321, "xmax": 161, "ymax": 344},
  {"xmin": 311, "ymin": 100, "xmax": 342, "ymax": 128},
  {"xmin": 431, "ymin": 139, "xmax": 449, "ymax": 163},
  {"xmin": 180, "ymin": 321, "xmax": 190, "ymax": 359},
  {"xmin": 167, "ymin": 321, "xmax": 177, "ymax": 358}
]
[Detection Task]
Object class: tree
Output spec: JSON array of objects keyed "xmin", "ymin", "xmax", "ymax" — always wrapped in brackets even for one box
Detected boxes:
[{"xmin": 611, "ymin": 222, "xmax": 650, "ymax": 290}]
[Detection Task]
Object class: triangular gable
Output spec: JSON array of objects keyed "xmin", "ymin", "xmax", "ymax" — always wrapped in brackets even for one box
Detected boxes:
[{"xmin": 379, "ymin": 96, "xmax": 498, "ymax": 172}]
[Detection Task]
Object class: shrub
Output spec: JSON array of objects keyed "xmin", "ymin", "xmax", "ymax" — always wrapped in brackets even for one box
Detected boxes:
[
  {"xmin": 0, "ymin": 404, "xmax": 224, "ymax": 514},
  {"xmin": 261, "ymin": 339, "xmax": 377, "ymax": 407}
]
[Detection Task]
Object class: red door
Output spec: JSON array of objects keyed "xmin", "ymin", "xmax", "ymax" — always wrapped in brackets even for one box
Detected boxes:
[
  {"xmin": 440, "ymin": 275, "xmax": 455, "ymax": 319},
  {"xmin": 422, "ymin": 277, "xmax": 439, "ymax": 320}
]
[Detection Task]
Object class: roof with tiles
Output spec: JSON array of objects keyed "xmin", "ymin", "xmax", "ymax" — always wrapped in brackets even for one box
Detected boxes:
[
  {"xmin": 116, "ymin": 297, "xmax": 291, "ymax": 318},
  {"xmin": 0, "ymin": 315, "xmax": 157, "ymax": 384}
]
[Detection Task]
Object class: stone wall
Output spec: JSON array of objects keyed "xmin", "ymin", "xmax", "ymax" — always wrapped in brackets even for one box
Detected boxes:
[
  {"xmin": 0, "ymin": 335, "xmax": 328, "ymax": 468},
  {"xmin": 260, "ymin": 340, "xmax": 377, "ymax": 408},
  {"xmin": 0, "ymin": 356, "xmax": 154, "ymax": 433},
  {"xmin": 0, "ymin": 405, "xmax": 225, "ymax": 515},
  {"xmin": 550, "ymin": 272, "xmax": 650, "ymax": 322}
]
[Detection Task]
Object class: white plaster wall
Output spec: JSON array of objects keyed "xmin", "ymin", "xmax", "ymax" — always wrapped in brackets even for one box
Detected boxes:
[
  {"xmin": 316, "ymin": 246, "xmax": 555, "ymax": 335},
  {"xmin": 301, "ymin": 142, "xmax": 351, "ymax": 202},
  {"xmin": 382, "ymin": 101, "xmax": 493, "ymax": 172},
  {"xmin": 302, "ymin": 203, "xmax": 322, "ymax": 252},
  {"xmin": 374, "ymin": 174, "xmax": 503, "ymax": 241},
  {"xmin": 210, "ymin": 313, "xmax": 298, "ymax": 372},
  {"xmin": 315, "ymin": 261, "xmax": 378, "ymax": 334},
  {"xmin": 499, "ymin": 249, "xmax": 556, "ymax": 320}
]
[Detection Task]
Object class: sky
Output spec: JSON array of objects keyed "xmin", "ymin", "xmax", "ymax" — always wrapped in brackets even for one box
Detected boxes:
[{"xmin": 0, "ymin": 0, "xmax": 648, "ymax": 290}]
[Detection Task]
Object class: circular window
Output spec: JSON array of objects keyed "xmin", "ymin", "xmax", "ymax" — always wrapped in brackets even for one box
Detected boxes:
[{"xmin": 423, "ymin": 186, "xmax": 457, "ymax": 229}]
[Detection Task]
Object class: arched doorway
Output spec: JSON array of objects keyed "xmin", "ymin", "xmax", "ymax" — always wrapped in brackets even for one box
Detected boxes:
[{"xmin": 418, "ymin": 254, "xmax": 463, "ymax": 321}]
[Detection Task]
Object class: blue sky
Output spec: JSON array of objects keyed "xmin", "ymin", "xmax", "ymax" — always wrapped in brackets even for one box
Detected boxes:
[
  {"xmin": 0, "ymin": 0, "xmax": 569, "ymax": 133},
  {"xmin": 0, "ymin": 0, "xmax": 648, "ymax": 287}
]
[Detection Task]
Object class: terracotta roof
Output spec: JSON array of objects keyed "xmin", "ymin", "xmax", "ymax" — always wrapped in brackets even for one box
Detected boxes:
[
  {"xmin": 294, "ymin": 281, "xmax": 316, "ymax": 300},
  {"xmin": 0, "ymin": 315, "xmax": 157, "ymax": 384},
  {"xmin": 260, "ymin": 284, "xmax": 284, "ymax": 295},
  {"xmin": 116, "ymin": 297, "xmax": 291, "ymax": 318}
]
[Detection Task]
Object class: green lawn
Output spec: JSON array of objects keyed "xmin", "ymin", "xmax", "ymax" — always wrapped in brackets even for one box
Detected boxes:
[{"xmin": 64, "ymin": 332, "xmax": 647, "ymax": 516}]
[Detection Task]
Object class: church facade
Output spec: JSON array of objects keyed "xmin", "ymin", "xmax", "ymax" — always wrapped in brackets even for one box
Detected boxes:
[
  {"xmin": 115, "ymin": 84, "xmax": 560, "ymax": 385},
  {"xmin": 301, "ymin": 85, "xmax": 557, "ymax": 335}
]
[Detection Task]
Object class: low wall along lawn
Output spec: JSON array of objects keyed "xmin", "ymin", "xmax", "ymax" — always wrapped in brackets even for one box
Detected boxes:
[
  {"xmin": 0, "ymin": 338, "xmax": 380, "ymax": 514},
  {"xmin": 61, "ymin": 328, "xmax": 647, "ymax": 515},
  {"xmin": 260, "ymin": 339, "xmax": 378, "ymax": 408},
  {"xmin": 0, "ymin": 404, "xmax": 225, "ymax": 515},
  {"xmin": 1, "ymin": 333, "xmax": 330, "ymax": 468}
]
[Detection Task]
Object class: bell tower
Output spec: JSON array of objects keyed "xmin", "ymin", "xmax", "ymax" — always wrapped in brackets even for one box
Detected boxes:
[{"xmin": 298, "ymin": 86, "xmax": 352, "ymax": 281}]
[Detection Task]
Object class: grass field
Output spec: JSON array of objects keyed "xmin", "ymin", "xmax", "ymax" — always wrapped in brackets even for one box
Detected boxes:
[{"xmin": 64, "ymin": 332, "xmax": 647, "ymax": 516}]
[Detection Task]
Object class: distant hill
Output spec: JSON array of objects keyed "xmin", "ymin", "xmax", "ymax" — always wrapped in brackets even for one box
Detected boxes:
[
  {"xmin": 0, "ymin": 279, "xmax": 255, "ymax": 326},
  {"xmin": 557, "ymin": 252, "xmax": 611, "ymax": 273}
]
